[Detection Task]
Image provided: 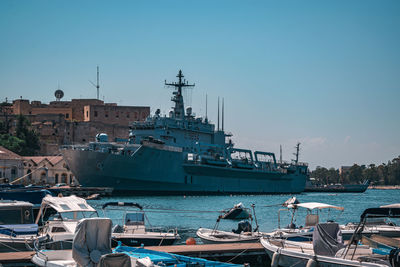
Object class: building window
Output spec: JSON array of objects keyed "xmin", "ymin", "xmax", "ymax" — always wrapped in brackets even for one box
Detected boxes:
[
  {"xmin": 66, "ymin": 113, "xmax": 69, "ymax": 119},
  {"xmin": 27, "ymin": 169, "xmax": 32, "ymax": 180},
  {"xmin": 41, "ymin": 172, "xmax": 47, "ymax": 183},
  {"xmin": 86, "ymin": 111, "xmax": 89, "ymax": 118},
  {"xmin": 10, "ymin": 167, "xmax": 17, "ymax": 179},
  {"xmin": 105, "ymin": 112, "xmax": 108, "ymax": 118},
  {"xmin": 116, "ymin": 112, "xmax": 119, "ymax": 118},
  {"xmin": 55, "ymin": 174, "xmax": 59, "ymax": 184},
  {"xmin": 94, "ymin": 111, "xmax": 98, "ymax": 117},
  {"xmin": 61, "ymin": 173, "xmax": 67, "ymax": 184},
  {"xmin": 126, "ymin": 113, "xmax": 130, "ymax": 118}
]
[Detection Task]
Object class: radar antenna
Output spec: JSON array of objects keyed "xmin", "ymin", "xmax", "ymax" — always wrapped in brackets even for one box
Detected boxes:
[
  {"xmin": 89, "ymin": 66, "xmax": 100, "ymax": 100},
  {"xmin": 164, "ymin": 70, "xmax": 195, "ymax": 119}
]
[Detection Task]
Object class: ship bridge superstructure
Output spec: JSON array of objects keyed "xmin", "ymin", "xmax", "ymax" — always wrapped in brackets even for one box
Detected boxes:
[{"xmin": 130, "ymin": 70, "xmax": 226, "ymax": 150}]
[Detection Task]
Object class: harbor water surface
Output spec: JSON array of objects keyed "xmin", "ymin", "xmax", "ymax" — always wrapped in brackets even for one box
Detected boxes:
[{"xmin": 88, "ymin": 189, "xmax": 399, "ymax": 244}]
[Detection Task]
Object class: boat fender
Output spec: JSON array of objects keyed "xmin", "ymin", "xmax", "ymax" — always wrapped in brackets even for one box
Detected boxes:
[
  {"xmin": 271, "ymin": 252, "xmax": 280, "ymax": 267},
  {"xmin": 306, "ymin": 258, "xmax": 317, "ymax": 267}
]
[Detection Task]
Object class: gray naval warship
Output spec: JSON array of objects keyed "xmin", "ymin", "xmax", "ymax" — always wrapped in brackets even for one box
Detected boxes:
[{"xmin": 62, "ymin": 70, "xmax": 309, "ymax": 195}]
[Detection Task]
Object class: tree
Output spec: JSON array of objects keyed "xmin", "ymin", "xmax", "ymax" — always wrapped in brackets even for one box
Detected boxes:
[{"xmin": 0, "ymin": 115, "xmax": 40, "ymax": 156}]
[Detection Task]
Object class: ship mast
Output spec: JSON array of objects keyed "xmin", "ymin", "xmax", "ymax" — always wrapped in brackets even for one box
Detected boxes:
[
  {"xmin": 165, "ymin": 70, "xmax": 195, "ymax": 119},
  {"xmin": 293, "ymin": 142, "xmax": 300, "ymax": 164}
]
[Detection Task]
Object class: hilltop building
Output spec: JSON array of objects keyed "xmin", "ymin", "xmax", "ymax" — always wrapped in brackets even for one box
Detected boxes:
[{"xmin": 0, "ymin": 97, "xmax": 150, "ymax": 155}]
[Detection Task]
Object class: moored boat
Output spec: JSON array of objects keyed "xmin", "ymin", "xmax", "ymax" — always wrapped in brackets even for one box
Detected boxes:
[
  {"xmin": 35, "ymin": 195, "xmax": 99, "ymax": 249},
  {"xmin": 260, "ymin": 207, "xmax": 400, "ymax": 267},
  {"xmin": 0, "ymin": 200, "xmax": 47, "ymax": 252},
  {"xmin": 102, "ymin": 201, "xmax": 180, "ymax": 247},
  {"xmin": 197, "ymin": 203, "xmax": 262, "ymax": 244}
]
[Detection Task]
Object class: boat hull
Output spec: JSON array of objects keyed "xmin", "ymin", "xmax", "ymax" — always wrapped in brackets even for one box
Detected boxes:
[
  {"xmin": 111, "ymin": 236, "xmax": 177, "ymax": 247},
  {"xmin": 62, "ymin": 145, "xmax": 306, "ymax": 195}
]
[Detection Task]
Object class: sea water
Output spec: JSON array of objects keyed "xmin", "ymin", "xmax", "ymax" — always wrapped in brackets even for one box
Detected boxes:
[{"xmin": 87, "ymin": 189, "xmax": 400, "ymax": 244}]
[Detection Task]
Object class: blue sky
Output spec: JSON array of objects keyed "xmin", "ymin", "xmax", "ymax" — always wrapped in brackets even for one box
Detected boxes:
[{"xmin": 1, "ymin": 1, "xmax": 399, "ymax": 169}]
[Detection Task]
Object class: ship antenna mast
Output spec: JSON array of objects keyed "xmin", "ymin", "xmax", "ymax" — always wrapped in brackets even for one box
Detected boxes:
[
  {"xmin": 293, "ymin": 142, "xmax": 300, "ymax": 164},
  {"xmin": 280, "ymin": 145, "xmax": 282, "ymax": 164},
  {"xmin": 217, "ymin": 97, "xmax": 220, "ymax": 131},
  {"xmin": 222, "ymin": 97, "xmax": 224, "ymax": 131},
  {"xmin": 89, "ymin": 66, "xmax": 100, "ymax": 100},
  {"xmin": 205, "ymin": 94, "xmax": 208, "ymax": 122},
  {"xmin": 165, "ymin": 70, "xmax": 195, "ymax": 119}
]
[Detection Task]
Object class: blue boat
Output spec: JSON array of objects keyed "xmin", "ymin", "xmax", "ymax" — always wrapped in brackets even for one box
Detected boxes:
[
  {"xmin": 62, "ymin": 70, "xmax": 309, "ymax": 195},
  {"xmin": 114, "ymin": 245, "xmax": 239, "ymax": 266}
]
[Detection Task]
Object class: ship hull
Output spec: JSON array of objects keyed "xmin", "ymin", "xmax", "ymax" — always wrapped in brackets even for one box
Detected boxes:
[{"xmin": 63, "ymin": 145, "xmax": 306, "ymax": 195}]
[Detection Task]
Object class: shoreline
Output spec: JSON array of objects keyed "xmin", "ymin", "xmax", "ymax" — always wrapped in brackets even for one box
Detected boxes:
[{"xmin": 369, "ymin": 185, "xmax": 400, "ymax": 190}]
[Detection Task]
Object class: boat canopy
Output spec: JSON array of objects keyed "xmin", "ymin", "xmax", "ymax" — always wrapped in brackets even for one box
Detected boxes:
[
  {"xmin": 101, "ymin": 202, "xmax": 143, "ymax": 210},
  {"xmin": 41, "ymin": 195, "xmax": 96, "ymax": 213},
  {"xmin": 361, "ymin": 207, "xmax": 400, "ymax": 219},
  {"xmin": 288, "ymin": 202, "xmax": 344, "ymax": 211}
]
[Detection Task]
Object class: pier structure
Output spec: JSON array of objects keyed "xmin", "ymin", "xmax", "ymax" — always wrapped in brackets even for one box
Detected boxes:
[{"xmin": 0, "ymin": 242, "xmax": 267, "ymax": 266}]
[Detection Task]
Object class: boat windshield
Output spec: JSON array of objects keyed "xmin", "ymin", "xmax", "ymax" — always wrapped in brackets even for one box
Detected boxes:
[{"xmin": 54, "ymin": 211, "xmax": 98, "ymax": 221}]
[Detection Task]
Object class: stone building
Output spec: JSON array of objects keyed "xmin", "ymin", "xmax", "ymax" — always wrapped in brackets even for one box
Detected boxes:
[
  {"xmin": 23, "ymin": 156, "xmax": 76, "ymax": 185},
  {"xmin": 0, "ymin": 146, "xmax": 25, "ymax": 183},
  {"xmin": 1, "ymin": 98, "xmax": 150, "ymax": 155},
  {"xmin": 0, "ymin": 147, "xmax": 74, "ymax": 185}
]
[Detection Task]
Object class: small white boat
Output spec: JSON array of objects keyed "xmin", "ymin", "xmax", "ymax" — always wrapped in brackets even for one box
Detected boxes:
[
  {"xmin": 102, "ymin": 202, "xmax": 180, "ymax": 247},
  {"xmin": 32, "ymin": 218, "xmax": 138, "ymax": 267},
  {"xmin": 196, "ymin": 203, "xmax": 262, "ymax": 244},
  {"xmin": 35, "ymin": 195, "xmax": 99, "ymax": 249},
  {"xmin": 341, "ymin": 203, "xmax": 400, "ymax": 239},
  {"xmin": 267, "ymin": 201, "xmax": 345, "ymax": 241},
  {"xmin": 197, "ymin": 227, "xmax": 261, "ymax": 244},
  {"xmin": 268, "ymin": 200, "xmax": 400, "ymax": 241},
  {"xmin": 261, "ymin": 207, "xmax": 400, "ymax": 267},
  {"xmin": 0, "ymin": 200, "xmax": 47, "ymax": 252}
]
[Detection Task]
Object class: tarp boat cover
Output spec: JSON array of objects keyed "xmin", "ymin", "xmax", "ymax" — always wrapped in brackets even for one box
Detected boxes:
[
  {"xmin": 0, "ymin": 224, "xmax": 38, "ymax": 237},
  {"xmin": 220, "ymin": 202, "xmax": 251, "ymax": 220}
]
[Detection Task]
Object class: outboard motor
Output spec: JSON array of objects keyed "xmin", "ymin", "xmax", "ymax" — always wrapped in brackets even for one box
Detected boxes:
[{"xmin": 232, "ymin": 220, "xmax": 252, "ymax": 234}]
